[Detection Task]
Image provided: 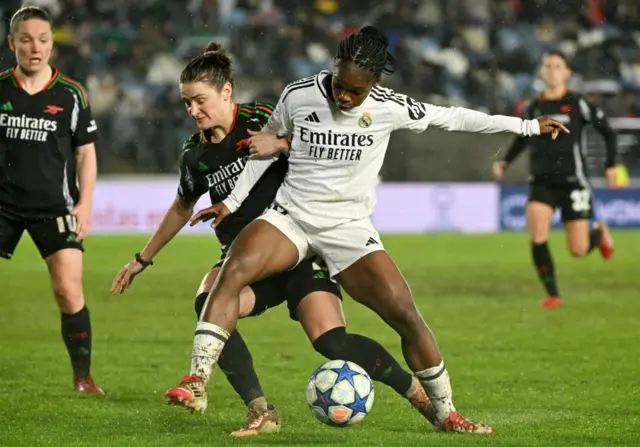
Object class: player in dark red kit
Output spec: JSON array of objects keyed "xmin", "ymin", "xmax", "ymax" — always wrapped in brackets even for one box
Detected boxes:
[
  {"xmin": 0, "ymin": 6, "xmax": 102, "ymax": 393},
  {"xmin": 494, "ymin": 51, "xmax": 617, "ymax": 308},
  {"xmin": 112, "ymin": 42, "xmax": 437, "ymax": 437}
]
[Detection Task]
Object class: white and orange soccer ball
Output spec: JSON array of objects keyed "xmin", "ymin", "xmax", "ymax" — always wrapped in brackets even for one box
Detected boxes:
[{"xmin": 306, "ymin": 360, "xmax": 375, "ymax": 427}]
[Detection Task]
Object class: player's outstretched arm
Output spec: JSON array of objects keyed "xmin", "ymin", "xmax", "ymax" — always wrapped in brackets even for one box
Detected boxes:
[
  {"xmin": 393, "ymin": 95, "xmax": 569, "ymax": 139},
  {"xmin": 426, "ymin": 105, "xmax": 570, "ymax": 138},
  {"xmin": 111, "ymin": 194, "xmax": 197, "ymax": 294}
]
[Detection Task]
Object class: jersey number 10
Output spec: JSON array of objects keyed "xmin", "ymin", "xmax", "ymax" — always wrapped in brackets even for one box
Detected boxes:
[{"xmin": 56, "ymin": 215, "xmax": 77, "ymax": 234}]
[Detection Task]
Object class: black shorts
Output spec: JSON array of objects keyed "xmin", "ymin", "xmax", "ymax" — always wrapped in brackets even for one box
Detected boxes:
[
  {"xmin": 0, "ymin": 211, "xmax": 84, "ymax": 259},
  {"xmin": 214, "ymin": 254, "xmax": 342, "ymax": 321},
  {"xmin": 528, "ymin": 180, "xmax": 594, "ymax": 222}
]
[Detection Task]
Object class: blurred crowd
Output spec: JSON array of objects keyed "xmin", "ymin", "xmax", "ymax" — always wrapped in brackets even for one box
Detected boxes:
[{"xmin": 1, "ymin": 0, "xmax": 640, "ymax": 177}]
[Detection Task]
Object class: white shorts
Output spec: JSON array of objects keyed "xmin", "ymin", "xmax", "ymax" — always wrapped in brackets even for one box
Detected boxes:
[{"xmin": 257, "ymin": 207, "xmax": 384, "ymax": 278}]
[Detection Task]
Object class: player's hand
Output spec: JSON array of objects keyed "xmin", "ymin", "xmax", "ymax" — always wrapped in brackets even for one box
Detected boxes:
[
  {"xmin": 537, "ymin": 116, "xmax": 570, "ymax": 140},
  {"xmin": 247, "ymin": 129, "xmax": 289, "ymax": 159},
  {"xmin": 605, "ymin": 167, "xmax": 618, "ymax": 188},
  {"xmin": 70, "ymin": 201, "xmax": 92, "ymax": 242},
  {"xmin": 111, "ymin": 259, "xmax": 146, "ymax": 295},
  {"xmin": 493, "ymin": 160, "xmax": 507, "ymax": 181},
  {"xmin": 189, "ymin": 202, "xmax": 230, "ymax": 229}
]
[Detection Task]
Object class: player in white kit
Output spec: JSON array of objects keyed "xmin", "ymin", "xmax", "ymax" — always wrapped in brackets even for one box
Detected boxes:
[{"xmin": 166, "ymin": 26, "xmax": 569, "ymax": 433}]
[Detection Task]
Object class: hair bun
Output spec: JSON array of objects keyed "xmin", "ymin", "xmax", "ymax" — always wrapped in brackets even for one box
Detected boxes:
[
  {"xmin": 204, "ymin": 41, "xmax": 223, "ymax": 53},
  {"xmin": 202, "ymin": 41, "xmax": 232, "ymax": 68},
  {"xmin": 359, "ymin": 26, "xmax": 389, "ymax": 47}
]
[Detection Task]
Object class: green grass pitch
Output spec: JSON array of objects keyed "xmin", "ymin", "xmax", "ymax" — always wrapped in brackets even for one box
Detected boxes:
[{"xmin": 1, "ymin": 232, "xmax": 639, "ymax": 446}]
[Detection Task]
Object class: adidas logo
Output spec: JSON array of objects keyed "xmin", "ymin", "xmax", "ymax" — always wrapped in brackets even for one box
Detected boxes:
[
  {"xmin": 365, "ymin": 237, "xmax": 379, "ymax": 246},
  {"xmin": 0, "ymin": 101, "xmax": 13, "ymax": 112},
  {"xmin": 304, "ymin": 112, "xmax": 320, "ymax": 123}
]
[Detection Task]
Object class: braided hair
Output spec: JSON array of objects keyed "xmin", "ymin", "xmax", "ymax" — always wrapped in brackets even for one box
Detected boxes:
[{"xmin": 335, "ymin": 26, "xmax": 396, "ymax": 78}]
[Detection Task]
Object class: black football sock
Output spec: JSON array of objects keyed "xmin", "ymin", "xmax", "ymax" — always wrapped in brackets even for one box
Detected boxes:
[
  {"xmin": 218, "ymin": 330, "xmax": 266, "ymax": 408},
  {"xmin": 195, "ymin": 292, "xmax": 265, "ymax": 408},
  {"xmin": 61, "ymin": 306, "xmax": 92, "ymax": 380},
  {"xmin": 312, "ymin": 327, "xmax": 413, "ymax": 396},
  {"xmin": 588, "ymin": 228, "xmax": 602, "ymax": 253},
  {"xmin": 532, "ymin": 242, "xmax": 560, "ymax": 297}
]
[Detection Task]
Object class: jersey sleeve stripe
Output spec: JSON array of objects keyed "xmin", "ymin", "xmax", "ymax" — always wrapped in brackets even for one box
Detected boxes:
[
  {"xmin": 240, "ymin": 107, "xmax": 254, "ymax": 114},
  {"xmin": 59, "ymin": 77, "xmax": 88, "ymax": 108},
  {"xmin": 255, "ymin": 102, "xmax": 275, "ymax": 111},
  {"xmin": 255, "ymin": 105, "xmax": 273, "ymax": 115},
  {"xmin": 281, "ymin": 80, "xmax": 315, "ymax": 103},
  {"xmin": 254, "ymin": 109, "xmax": 272, "ymax": 119},
  {"xmin": 369, "ymin": 90, "xmax": 404, "ymax": 106},
  {"xmin": 0, "ymin": 70, "xmax": 11, "ymax": 81}
]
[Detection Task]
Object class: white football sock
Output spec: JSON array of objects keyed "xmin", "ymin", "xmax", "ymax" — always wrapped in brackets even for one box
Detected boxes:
[
  {"xmin": 190, "ymin": 321, "xmax": 230, "ymax": 386},
  {"xmin": 415, "ymin": 360, "xmax": 455, "ymax": 421}
]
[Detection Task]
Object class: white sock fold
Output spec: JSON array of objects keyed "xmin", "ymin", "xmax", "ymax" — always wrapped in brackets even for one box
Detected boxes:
[
  {"xmin": 415, "ymin": 360, "xmax": 455, "ymax": 421},
  {"xmin": 190, "ymin": 321, "xmax": 230, "ymax": 386}
]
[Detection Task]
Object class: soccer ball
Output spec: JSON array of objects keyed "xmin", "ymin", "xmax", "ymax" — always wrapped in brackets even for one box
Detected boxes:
[{"xmin": 306, "ymin": 360, "xmax": 375, "ymax": 427}]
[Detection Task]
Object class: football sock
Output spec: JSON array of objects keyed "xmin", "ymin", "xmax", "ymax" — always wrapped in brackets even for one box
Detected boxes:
[
  {"xmin": 312, "ymin": 327, "xmax": 413, "ymax": 396},
  {"xmin": 588, "ymin": 228, "xmax": 602, "ymax": 253},
  {"xmin": 415, "ymin": 360, "xmax": 455, "ymax": 421},
  {"xmin": 195, "ymin": 292, "xmax": 266, "ymax": 405},
  {"xmin": 190, "ymin": 321, "xmax": 230, "ymax": 386},
  {"xmin": 61, "ymin": 306, "xmax": 92, "ymax": 381},
  {"xmin": 217, "ymin": 330, "xmax": 266, "ymax": 407},
  {"xmin": 532, "ymin": 241, "xmax": 560, "ymax": 297}
]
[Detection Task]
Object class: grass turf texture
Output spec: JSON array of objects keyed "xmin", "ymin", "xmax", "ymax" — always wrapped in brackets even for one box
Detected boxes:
[{"xmin": 1, "ymin": 233, "xmax": 639, "ymax": 446}]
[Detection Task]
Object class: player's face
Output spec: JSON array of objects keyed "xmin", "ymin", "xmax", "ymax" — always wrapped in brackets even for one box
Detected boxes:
[
  {"xmin": 180, "ymin": 81, "xmax": 232, "ymax": 130},
  {"xmin": 540, "ymin": 55, "xmax": 571, "ymax": 89},
  {"xmin": 8, "ymin": 19, "xmax": 53, "ymax": 74},
  {"xmin": 332, "ymin": 61, "xmax": 380, "ymax": 111}
]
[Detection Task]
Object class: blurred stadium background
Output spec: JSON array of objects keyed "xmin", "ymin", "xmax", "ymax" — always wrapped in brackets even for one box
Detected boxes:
[{"xmin": 2, "ymin": 0, "xmax": 639, "ymax": 233}]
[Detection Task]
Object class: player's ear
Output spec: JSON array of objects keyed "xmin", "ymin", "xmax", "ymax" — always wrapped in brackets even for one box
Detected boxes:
[
  {"xmin": 222, "ymin": 82, "xmax": 232, "ymax": 102},
  {"xmin": 7, "ymin": 35, "xmax": 14, "ymax": 52},
  {"xmin": 372, "ymin": 76, "xmax": 382, "ymax": 88}
]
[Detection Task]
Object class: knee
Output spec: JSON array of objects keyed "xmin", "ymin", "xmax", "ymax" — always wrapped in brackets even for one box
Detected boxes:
[
  {"xmin": 312, "ymin": 327, "xmax": 348, "ymax": 359},
  {"xmin": 51, "ymin": 275, "xmax": 83, "ymax": 312},
  {"xmin": 568, "ymin": 242, "xmax": 589, "ymax": 257}
]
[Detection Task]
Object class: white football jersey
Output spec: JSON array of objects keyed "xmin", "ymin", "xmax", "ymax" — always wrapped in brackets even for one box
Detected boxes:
[{"xmin": 223, "ymin": 70, "xmax": 540, "ymax": 227}]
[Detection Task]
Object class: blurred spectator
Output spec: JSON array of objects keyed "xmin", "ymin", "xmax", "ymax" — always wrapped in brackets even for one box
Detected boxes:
[{"xmin": 0, "ymin": 0, "xmax": 638, "ymax": 177}]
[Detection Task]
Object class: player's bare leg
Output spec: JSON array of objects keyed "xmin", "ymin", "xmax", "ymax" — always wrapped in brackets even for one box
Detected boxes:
[
  {"xmin": 187, "ymin": 267, "xmax": 280, "ymax": 436},
  {"xmin": 527, "ymin": 202, "xmax": 561, "ymax": 308},
  {"xmin": 165, "ymin": 220, "xmax": 298, "ymax": 413},
  {"xmin": 47, "ymin": 249, "xmax": 103, "ymax": 394},
  {"xmin": 337, "ymin": 251, "xmax": 494, "ymax": 433},
  {"xmin": 564, "ymin": 219, "xmax": 614, "ymax": 260},
  {"xmin": 297, "ymin": 292, "xmax": 437, "ymax": 425}
]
